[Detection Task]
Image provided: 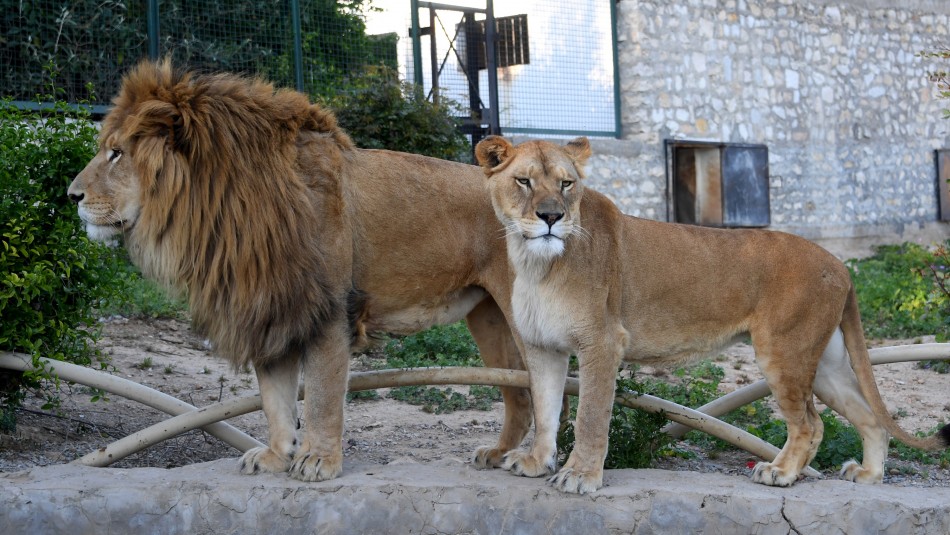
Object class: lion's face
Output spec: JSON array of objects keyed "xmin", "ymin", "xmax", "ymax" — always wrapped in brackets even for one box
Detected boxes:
[
  {"xmin": 68, "ymin": 136, "xmax": 141, "ymax": 243},
  {"xmin": 475, "ymin": 136, "xmax": 592, "ymax": 259}
]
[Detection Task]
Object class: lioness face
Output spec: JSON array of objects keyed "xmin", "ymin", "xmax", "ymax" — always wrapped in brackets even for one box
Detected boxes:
[
  {"xmin": 475, "ymin": 136, "xmax": 592, "ymax": 259},
  {"xmin": 68, "ymin": 136, "xmax": 141, "ymax": 242}
]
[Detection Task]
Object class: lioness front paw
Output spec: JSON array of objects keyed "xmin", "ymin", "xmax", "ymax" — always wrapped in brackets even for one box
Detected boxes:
[
  {"xmin": 239, "ymin": 446, "xmax": 292, "ymax": 475},
  {"xmin": 840, "ymin": 459, "xmax": 883, "ymax": 484},
  {"xmin": 501, "ymin": 449, "xmax": 555, "ymax": 477},
  {"xmin": 472, "ymin": 446, "xmax": 508, "ymax": 469},
  {"xmin": 750, "ymin": 461, "xmax": 798, "ymax": 487},
  {"xmin": 289, "ymin": 450, "xmax": 343, "ymax": 482},
  {"xmin": 549, "ymin": 466, "xmax": 603, "ymax": 494}
]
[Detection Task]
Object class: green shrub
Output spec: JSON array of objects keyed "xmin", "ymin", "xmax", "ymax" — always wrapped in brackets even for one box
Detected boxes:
[
  {"xmin": 0, "ymin": 82, "xmax": 127, "ymax": 425},
  {"xmin": 383, "ymin": 321, "xmax": 481, "ymax": 368},
  {"xmin": 96, "ymin": 259, "xmax": 188, "ymax": 320},
  {"xmin": 327, "ymin": 69, "xmax": 471, "ymax": 162},
  {"xmin": 847, "ymin": 242, "xmax": 950, "ymax": 340},
  {"xmin": 558, "ymin": 361, "xmax": 724, "ymax": 470},
  {"xmin": 388, "ymin": 385, "xmax": 497, "ymax": 414}
]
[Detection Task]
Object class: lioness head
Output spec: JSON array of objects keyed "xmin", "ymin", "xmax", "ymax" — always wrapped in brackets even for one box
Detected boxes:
[{"xmin": 475, "ymin": 136, "xmax": 592, "ymax": 259}]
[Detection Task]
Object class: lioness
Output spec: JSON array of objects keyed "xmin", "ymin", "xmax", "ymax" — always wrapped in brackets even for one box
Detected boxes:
[
  {"xmin": 67, "ymin": 60, "xmax": 530, "ymax": 482},
  {"xmin": 474, "ymin": 135, "xmax": 950, "ymax": 494}
]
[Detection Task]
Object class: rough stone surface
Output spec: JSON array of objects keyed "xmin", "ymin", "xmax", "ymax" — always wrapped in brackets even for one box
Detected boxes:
[
  {"xmin": 557, "ymin": 0, "xmax": 950, "ymax": 243},
  {"xmin": 3, "ymin": 459, "xmax": 949, "ymax": 534}
]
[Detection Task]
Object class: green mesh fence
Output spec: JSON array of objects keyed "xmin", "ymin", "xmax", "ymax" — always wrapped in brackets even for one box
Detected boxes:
[
  {"xmin": 3, "ymin": 0, "xmax": 618, "ymax": 137},
  {"xmin": 2, "ymin": 0, "xmax": 397, "ymax": 107}
]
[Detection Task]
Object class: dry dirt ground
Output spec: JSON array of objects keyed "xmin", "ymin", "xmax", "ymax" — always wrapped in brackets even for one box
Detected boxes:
[{"xmin": 2, "ymin": 315, "xmax": 950, "ymax": 488}]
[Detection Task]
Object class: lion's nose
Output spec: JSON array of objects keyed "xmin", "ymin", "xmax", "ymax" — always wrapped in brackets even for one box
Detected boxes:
[
  {"xmin": 536, "ymin": 211, "xmax": 564, "ymax": 227},
  {"xmin": 68, "ymin": 192, "xmax": 84, "ymax": 203}
]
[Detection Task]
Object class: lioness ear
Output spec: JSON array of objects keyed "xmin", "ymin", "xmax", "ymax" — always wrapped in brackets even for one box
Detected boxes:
[
  {"xmin": 564, "ymin": 137, "xmax": 592, "ymax": 167},
  {"xmin": 475, "ymin": 136, "xmax": 514, "ymax": 174}
]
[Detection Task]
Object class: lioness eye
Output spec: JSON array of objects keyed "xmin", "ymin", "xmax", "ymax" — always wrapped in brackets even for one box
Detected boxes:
[
  {"xmin": 516, "ymin": 178, "xmax": 530, "ymax": 187},
  {"xmin": 561, "ymin": 180, "xmax": 574, "ymax": 190},
  {"xmin": 109, "ymin": 148, "xmax": 122, "ymax": 161}
]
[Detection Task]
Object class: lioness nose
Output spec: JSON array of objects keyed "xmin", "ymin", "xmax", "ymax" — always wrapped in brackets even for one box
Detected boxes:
[
  {"xmin": 68, "ymin": 192, "xmax": 84, "ymax": 203},
  {"xmin": 536, "ymin": 211, "xmax": 564, "ymax": 227}
]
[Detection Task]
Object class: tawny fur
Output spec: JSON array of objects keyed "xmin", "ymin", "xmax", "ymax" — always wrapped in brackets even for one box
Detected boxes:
[
  {"xmin": 68, "ymin": 60, "xmax": 535, "ymax": 482},
  {"xmin": 476, "ymin": 135, "xmax": 950, "ymax": 494}
]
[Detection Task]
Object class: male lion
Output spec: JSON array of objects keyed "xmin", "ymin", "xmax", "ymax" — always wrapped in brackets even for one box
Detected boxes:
[
  {"xmin": 474, "ymin": 135, "xmax": 950, "ymax": 494},
  {"xmin": 67, "ymin": 60, "xmax": 531, "ymax": 482}
]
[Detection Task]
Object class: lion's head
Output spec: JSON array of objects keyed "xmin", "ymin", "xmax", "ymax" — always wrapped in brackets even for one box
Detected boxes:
[
  {"xmin": 475, "ymin": 136, "xmax": 592, "ymax": 260},
  {"xmin": 68, "ymin": 59, "xmax": 355, "ymax": 368}
]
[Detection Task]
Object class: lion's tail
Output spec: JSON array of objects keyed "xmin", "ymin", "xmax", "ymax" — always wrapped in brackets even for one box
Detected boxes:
[{"xmin": 840, "ymin": 284, "xmax": 950, "ymax": 451}]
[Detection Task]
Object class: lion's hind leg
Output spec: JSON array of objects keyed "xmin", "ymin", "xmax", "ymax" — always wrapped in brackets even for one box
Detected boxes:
[
  {"xmin": 240, "ymin": 353, "xmax": 302, "ymax": 475},
  {"xmin": 750, "ymin": 343, "xmax": 825, "ymax": 487},
  {"xmin": 813, "ymin": 329, "xmax": 887, "ymax": 484},
  {"xmin": 467, "ymin": 299, "xmax": 533, "ymax": 469}
]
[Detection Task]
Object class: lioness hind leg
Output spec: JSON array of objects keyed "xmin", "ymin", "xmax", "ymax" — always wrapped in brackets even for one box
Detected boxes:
[
  {"xmin": 502, "ymin": 345, "xmax": 569, "ymax": 478},
  {"xmin": 813, "ymin": 329, "xmax": 887, "ymax": 484},
  {"xmin": 289, "ymin": 321, "xmax": 350, "ymax": 482},
  {"xmin": 751, "ymin": 349, "xmax": 824, "ymax": 487},
  {"xmin": 466, "ymin": 299, "xmax": 533, "ymax": 469},
  {"xmin": 240, "ymin": 354, "xmax": 302, "ymax": 475}
]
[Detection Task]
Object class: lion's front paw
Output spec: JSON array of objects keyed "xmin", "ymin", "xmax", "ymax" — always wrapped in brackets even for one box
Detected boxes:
[
  {"xmin": 501, "ymin": 449, "xmax": 555, "ymax": 477},
  {"xmin": 288, "ymin": 450, "xmax": 343, "ymax": 482},
  {"xmin": 549, "ymin": 466, "xmax": 602, "ymax": 494},
  {"xmin": 840, "ymin": 459, "xmax": 883, "ymax": 484},
  {"xmin": 750, "ymin": 461, "xmax": 798, "ymax": 487},
  {"xmin": 473, "ymin": 446, "xmax": 508, "ymax": 469},
  {"xmin": 239, "ymin": 446, "xmax": 292, "ymax": 475}
]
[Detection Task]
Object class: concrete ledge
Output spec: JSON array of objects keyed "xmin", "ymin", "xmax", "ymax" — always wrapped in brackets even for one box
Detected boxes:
[{"xmin": 2, "ymin": 459, "xmax": 948, "ymax": 534}]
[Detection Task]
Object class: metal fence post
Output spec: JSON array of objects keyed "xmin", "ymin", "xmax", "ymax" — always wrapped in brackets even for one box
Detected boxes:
[
  {"xmin": 410, "ymin": 0, "xmax": 423, "ymax": 88},
  {"xmin": 484, "ymin": 0, "xmax": 500, "ymax": 135},
  {"xmin": 147, "ymin": 0, "xmax": 160, "ymax": 61},
  {"xmin": 610, "ymin": 0, "xmax": 622, "ymax": 138},
  {"xmin": 290, "ymin": 0, "xmax": 304, "ymax": 92}
]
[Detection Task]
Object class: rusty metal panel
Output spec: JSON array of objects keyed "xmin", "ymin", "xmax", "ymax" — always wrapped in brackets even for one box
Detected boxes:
[
  {"xmin": 721, "ymin": 145, "xmax": 770, "ymax": 227},
  {"xmin": 938, "ymin": 150, "xmax": 950, "ymax": 222}
]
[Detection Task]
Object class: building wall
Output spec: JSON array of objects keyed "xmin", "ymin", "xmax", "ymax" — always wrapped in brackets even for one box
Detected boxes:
[{"xmin": 587, "ymin": 0, "xmax": 950, "ymax": 244}]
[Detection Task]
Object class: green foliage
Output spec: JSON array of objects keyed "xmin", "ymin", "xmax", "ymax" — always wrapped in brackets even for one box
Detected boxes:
[
  {"xmin": 847, "ymin": 242, "xmax": 950, "ymax": 340},
  {"xmin": 920, "ymin": 49, "xmax": 950, "ymax": 119},
  {"xmin": 97, "ymin": 260, "xmax": 188, "ymax": 320},
  {"xmin": 891, "ymin": 425, "xmax": 950, "ymax": 466},
  {"xmin": 383, "ymin": 322, "xmax": 481, "ymax": 368},
  {"xmin": 558, "ymin": 361, "xmax": 724, "ymax": 470},
  {"xmin": 812, "ymin": 409, "xmax": 864, "ymax": 469},
  {"xmin": 388, "ymin": 385, "xmax": 497, "ymax": 414},
  {"xmin": 328, "ymin": 69, "xmax": 471, "ymax": 162},
  {"xmin": 2, "ymin": 0, "xmax": 393, "ymax": 105},
  {"xmin": 0, "ymin": 76, "xmax": 127, "ymax": 425}
]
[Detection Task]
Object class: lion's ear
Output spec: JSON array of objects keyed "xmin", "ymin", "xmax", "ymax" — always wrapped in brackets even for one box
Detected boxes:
[
  {"xmin": 128, "ymin": 100, "xmax": 179, "ymax": 146},
  {"xmin": 564, "ymin": 137, "xmax": 592, "ymax": 167},
  {"xmin": 475, "ymin": 136, "xmax": 514, "ymax": 173}
]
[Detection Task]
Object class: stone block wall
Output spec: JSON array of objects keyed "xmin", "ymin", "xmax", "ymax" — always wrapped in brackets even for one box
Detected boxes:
[{"xmin": 574, "ymin": 0, "xmax": 950, "ymax": 243}]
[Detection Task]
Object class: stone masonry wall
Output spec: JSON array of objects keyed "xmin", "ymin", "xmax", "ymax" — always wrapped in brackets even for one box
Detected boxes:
[{"xmin": 580, "ymin": 0, "xmax": 950, "ymax": 242}]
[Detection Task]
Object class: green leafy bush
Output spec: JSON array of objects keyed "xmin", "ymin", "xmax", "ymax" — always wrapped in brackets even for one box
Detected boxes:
[
  {"xmin": 847, "ymin": 242, "xmax": 950, "ymax": 340},
  {"xmin": 388, "ymin": 384, "xmax": 497, "ymax": 414},
  {"xmin": 558, "ymin": 361, "xmax": 724, "ymax": 470},
  {"xmin": 328, "ymin": 69, "xmax": 471, "ymax": 162},
  {"xmin": 0, "ymin": 87, "xmax": 127, "ymax": 426},
  {"xmin": 383, "ymin": 321, "xmax": 481, "ymax": 368}
]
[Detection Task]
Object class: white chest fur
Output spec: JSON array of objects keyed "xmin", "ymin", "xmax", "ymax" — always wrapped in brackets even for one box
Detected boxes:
[{"xmin": 511, "ymin": 274, "xmax": 575, "ymax": 352}]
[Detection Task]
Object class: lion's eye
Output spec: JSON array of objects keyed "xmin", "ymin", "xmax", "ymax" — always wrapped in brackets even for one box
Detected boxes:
[
  {"xmin": 109, "ymin": 148, "xmax": 122, "ymax": 162},
  {"xmin": 516, "ymin": 177, "xmax": 530, "ymax": 187},
  {"xmin": 561, "ymin": 180, "xmax": 574, "ymax": 191}
]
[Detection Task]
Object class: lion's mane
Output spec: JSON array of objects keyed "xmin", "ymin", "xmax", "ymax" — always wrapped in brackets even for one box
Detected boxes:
[{"xmin": 104, "ymin": 59, "xmax": 355, "ymax": 368}]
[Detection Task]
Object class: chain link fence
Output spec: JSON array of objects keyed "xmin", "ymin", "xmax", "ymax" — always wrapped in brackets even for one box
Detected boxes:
[
  {"xmin": 3, "ymin": 0, "xmax": 396, "ymax": 108},
  {"xmin": 3, "ymin": 0, "xmax": 618, "ymax": 137}
]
